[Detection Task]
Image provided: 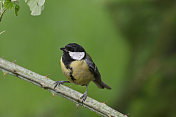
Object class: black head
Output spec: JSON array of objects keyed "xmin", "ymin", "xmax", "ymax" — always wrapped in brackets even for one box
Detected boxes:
[
  {"xmin": 60, "ymin": 43, "xmax": 86, "ymax": 61},
  {"xmin": 60, "ymin": 43, "xmax": 85, "ymax": 53}
]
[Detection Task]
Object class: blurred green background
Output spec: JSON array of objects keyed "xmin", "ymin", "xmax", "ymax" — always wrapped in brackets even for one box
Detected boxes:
[{"xmin": 0, "ymin": 0, "xmax": 176, "ymax": 117}]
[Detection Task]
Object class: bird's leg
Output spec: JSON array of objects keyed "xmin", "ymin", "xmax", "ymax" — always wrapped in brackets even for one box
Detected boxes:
[
  {"xmin": 80, "ymin": 85, "xmax": 88, "ymax": 103},
  {"xmin": 54, "ymin": 81, "xmax": 70, "ymax": 89}
]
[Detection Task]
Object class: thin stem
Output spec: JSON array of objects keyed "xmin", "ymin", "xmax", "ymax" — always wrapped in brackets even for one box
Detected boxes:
[
  {"xmin": 0, "ymin": 58, "xmax": 127, "ymax": 117},
  {"xmin": 0, "ymin": 0, "xmax": 6, "ymax": 23}
]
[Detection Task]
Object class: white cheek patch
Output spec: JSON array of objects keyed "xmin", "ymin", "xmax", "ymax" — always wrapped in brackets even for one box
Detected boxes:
[{"xmin": 69, "ymin": 52, "xmax": 85, "ymax": 60}]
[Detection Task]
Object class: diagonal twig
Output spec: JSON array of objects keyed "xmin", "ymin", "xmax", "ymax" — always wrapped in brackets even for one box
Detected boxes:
[{"xmin": 0, "ymin": 57, "xmax": 127, "ymax": 117}]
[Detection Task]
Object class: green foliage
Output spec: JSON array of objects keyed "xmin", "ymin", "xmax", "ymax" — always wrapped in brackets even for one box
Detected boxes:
[
  {"xmin": 14, "ymin": 3, "xmax": 19, "ymax": 16},
  {"xmin": 0, "ymin": 0, "xmax": 45, "ymax": 22},
  {"xmin": 108, "ymin": 1, "xmax": 176, "ymax": 117},
  {"xmin": 3, "ymin": 0, "xmax": 45, "ymax": 16},
  {"xmin": 25, "ymin": 0, "xmax": 45, "ymax": 16},
  {"xmin": 4, "ymin": 0, "xmax": 14, "ymax": 9},
  {"xmin": 1, "ymin": 0, "xmax": 19, "ymax": 16}
]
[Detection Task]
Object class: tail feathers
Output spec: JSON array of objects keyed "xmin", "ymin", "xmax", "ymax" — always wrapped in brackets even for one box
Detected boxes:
[{"xmin": 93, "ymin": 80, "xmax": 111, "ymax": 89}]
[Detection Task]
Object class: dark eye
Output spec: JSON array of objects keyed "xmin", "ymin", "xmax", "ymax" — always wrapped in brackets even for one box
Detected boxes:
[{"xmin": 66, "ymin": 46, "xmax": 74, "ymax": 51}]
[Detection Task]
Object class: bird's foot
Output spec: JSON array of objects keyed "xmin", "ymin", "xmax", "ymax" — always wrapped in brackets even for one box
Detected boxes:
[
  {"xmin": 54, "ymin": 81, "xmax": 69, "ymax": 89},
  {"xmin": 80, "ymin": 92, "xmax": 87, "ymax": 103}
]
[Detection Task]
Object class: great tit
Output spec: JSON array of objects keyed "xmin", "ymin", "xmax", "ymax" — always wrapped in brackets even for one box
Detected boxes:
[{"xmin": 54, "ymin": 43, "xmax": 111, "ymax": 102}]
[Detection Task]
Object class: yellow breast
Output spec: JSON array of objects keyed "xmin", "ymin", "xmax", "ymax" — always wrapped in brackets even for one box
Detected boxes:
[
  {"xmin": 60, "ymin": 57, "xmax": 71, "ymax": 80},
  {"xmin": 60, "ymin": 57, "xmax": 94, "ymax": 85}
]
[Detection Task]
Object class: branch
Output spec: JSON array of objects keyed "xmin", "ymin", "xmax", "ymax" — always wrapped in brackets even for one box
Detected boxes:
[
  {"xmin": 0, "ymin": 0, "xmax": 6, "ymax": 23},
  {"xmin": 0, "ymin": 58, "xmax": 127, "ymax": 117}
]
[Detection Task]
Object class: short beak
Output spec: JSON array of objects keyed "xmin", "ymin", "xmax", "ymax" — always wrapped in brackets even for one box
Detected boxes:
[{"xmin": 60, "ymin": 47, "xmax": 67, "ymax": 52}]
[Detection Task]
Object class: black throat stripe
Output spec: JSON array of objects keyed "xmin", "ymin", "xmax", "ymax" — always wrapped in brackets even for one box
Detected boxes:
[
  {"xmin": 62, "ymin": 52, "xmax": 74, "ymax": 69},
  {"xmin": 70, "ymin": 73, "xmax": 76, "ymax": 81},
  {"xmin": 69, "ymin": 67, "xmax": 76, "ymax": 81},
  {"xmin": 62, "ymin": 52, "xmax": 76, "ymax": 81}
]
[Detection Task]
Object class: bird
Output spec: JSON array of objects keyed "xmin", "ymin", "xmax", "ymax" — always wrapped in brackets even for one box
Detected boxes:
[{"xmin": 54, "ymin": 43, "xmax": 111, "ymax": 102}]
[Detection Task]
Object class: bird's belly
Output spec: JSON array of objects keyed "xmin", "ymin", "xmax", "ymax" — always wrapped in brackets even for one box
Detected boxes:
[
  {"xmin": 60, "ymin": 58, "xmax": 95, "ymax": 85},
  {"xmin": 71, "ymin": 60, "xmax": 94, "ymax": 85},
  {"xmin": 70, "ymin": 61, "xmax": 94, "ymax": 85}
]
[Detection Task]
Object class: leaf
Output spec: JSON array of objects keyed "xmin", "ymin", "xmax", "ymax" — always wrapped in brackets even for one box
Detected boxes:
[
  {"xmin": 15, "ymin": 4, "xmax": 19, "ymax": 16},
  {"xmin": 4, "ymin": 0, "xmax": 15, "ymax": 9},
  {"xmin": 12, "ymin": 0, "xmax": 20, "ymax": 16},
  {"xmin": 25, "ymin": 0, "xmax": 45, "ymax": 16},
  {"xmin": 3, "ymin": 0, "xmax": 20, "ymax": 16}
]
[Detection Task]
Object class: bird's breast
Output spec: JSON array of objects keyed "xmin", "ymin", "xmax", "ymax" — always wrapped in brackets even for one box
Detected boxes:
[
  {"xmin": 60, "ymin": 57, "xmax": 94, "ymax": 85},
  {"xmin": 70, "ymin": 60, "xmax": 95, "ymax": 85}
]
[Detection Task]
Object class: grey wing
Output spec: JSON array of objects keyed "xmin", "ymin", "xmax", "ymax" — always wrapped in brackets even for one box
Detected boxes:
[
  {"xmin": 85, "ymin": 54, "xmax": 112, "ymax": 89},
  {"xmin": 85, "ymin": 54, "xmax": 101, "ymax": 80}
]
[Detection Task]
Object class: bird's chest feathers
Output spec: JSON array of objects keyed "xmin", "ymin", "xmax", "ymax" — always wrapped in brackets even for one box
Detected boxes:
[
  {"xmin": 60, "ymin": 58, "xmax": 94, "ymax": 85},
  {"xmin": 70, "ymin": 61, "xmax": 95, "ymax": 84},
  {"xmin": 70, "ymin": 60, "xmax": 89, "ymax": 76}
]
